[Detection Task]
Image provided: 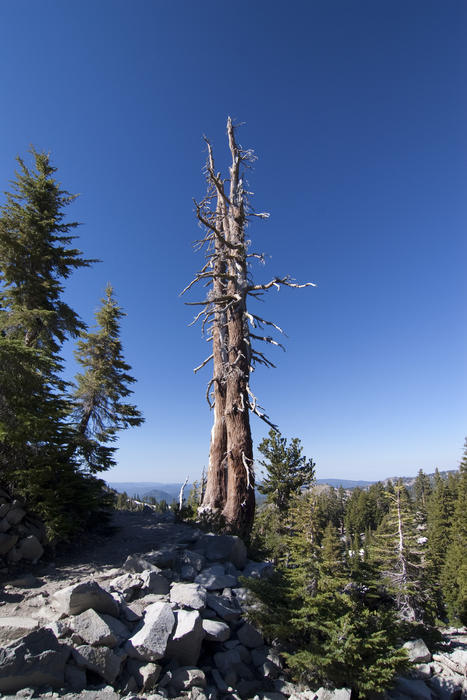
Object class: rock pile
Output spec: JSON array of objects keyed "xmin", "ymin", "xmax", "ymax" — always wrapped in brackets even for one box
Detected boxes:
[
  {"xmin": 384, "ymin": 635, "xmax": 467, "ymax": 699},
  {"xmin": 0, "ymin": 530, "xmax": 349, "ymax": 699},
  {"xmin": 0, "ymin": 487, "xmax": 46, "ymax": 570}
]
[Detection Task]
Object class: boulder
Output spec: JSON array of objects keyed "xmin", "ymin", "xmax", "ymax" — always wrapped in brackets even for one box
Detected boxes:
[
  {"xmin": 17, "ymin": 535, "xmax": 43, "ymax": 561},
  {"xmin": 202, "ymin": 618, "xmax": 231, "ymax": 642},
  {"xmin": 125, "ymin": 601, "xmax": 175, "ymax": 661},
  {"xmin": 427, "ymin": 673, "xmax": 465, "ymax": 699},
  {"xmin": 126, "ymin": 658, "xmax": 161, "ymax": 690},
  {"xmin": 147, "ymin": 548, "xmax": 179, "ymax": 568},
  {"xmin": 6, "ymin": 506, "xmax": 26, "ymax": 525},
  {"xmin": 53, "ymin": 580, "xmax": 120, "ymax": 617},
  {"xmin": 392, "ymin": 676, "xmax": 432, "ymax": 699},
  {"xmin": 171, "ymin": 666, "xmax": 207, "ymax": 691},
  {"xmin": 123, "ymin": 554, "xmax": 161, "ymax": 573},
  {"xmin": 402, "ymin": 638, "xmax": 432, "ymax": 664},
  {"xmin": 0, "ymin": 616, "xmax": 39, "ymax": 644},
  {"xmin": 70, "ymin": 609, "xmax": 129, "ymax": 647},
  {"xmin": 170, "ymin": 582, "xmax": 207, "ymax": 610},
  {"xmin": 0, "ymin": 503, "xmax": 11, "ymax": 518},
  {"xmin": 64, "ymin": 661, "xmax": 87, "ymax": 691},
  {"xmin": 109, "ymin": 572, "xmax": 143, "ymax": 601},
  {"xmin": 206, "ymin": 593, "xmax": 242, "ymax": 621},
  {"xmin": 0, "ymin": 628, "xmax": 70, "ymax": 693},
  {"xmin": 242, "ymin": 560, "xmax": 274, "ymax": 579},
  {"xmin": 178, "ymin": 549, "xmax": 206, "ymax": 572},
  {"xmin": 194, "ymin": 534, "xmax": 247, "ymax": 569},
  {"xmin": 236, "ymin": 621, "xmax": 264, "ymax": 648},
  {"xmin": 0, "ymin": 533, "xmax": 18, "ymax": 555},
  {"xmin": 72, "ymin": 644, "xmax": 126, "ymax": 683},
  {"xmin": 166, "ymin": 609, "xmax": 205, "ymax": 665},
  {"xmin": 140, "ymin": 569, "xmax": 170, "ymax": 595},
  {"xmin": 315, "ymin": 689, "xmax": 352, "ymax": 700},
  {"xmin": 195, "ymin": 564, "xmax": 238, "ymax": 590}
]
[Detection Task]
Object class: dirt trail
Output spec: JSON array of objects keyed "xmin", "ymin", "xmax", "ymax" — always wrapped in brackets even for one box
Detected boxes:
[{"xmin": 0, "ymin": 509, "xmax": 197, "ymax": 620}]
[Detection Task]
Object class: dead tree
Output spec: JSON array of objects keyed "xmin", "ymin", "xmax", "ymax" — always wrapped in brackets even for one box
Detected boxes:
[{"xmin": 183, "ymin": 117, "xmax": 314, "ymax": 537}]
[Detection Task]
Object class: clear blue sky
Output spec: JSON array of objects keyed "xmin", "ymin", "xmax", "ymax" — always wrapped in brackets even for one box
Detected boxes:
[{"xmin": 1, "ymin": 1, "xmax": 465, "ymax": 482}]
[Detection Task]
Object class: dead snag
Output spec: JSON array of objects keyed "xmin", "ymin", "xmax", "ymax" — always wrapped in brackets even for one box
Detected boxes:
[{"xmin": 183, "ymin": 117, "xmax": 315, "ymax": 537}]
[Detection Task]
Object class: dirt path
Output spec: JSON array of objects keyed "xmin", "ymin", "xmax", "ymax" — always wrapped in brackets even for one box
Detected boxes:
[{"xmin": 0, "ymin": 509, "xmax": 198, "ymax": 620}]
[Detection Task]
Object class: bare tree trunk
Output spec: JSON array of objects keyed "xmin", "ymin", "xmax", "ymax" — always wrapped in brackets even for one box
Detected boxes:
[
  {"xmin": 221, "ymin": 118, "xmax": 255, "ymax": 535},
  {"xmin": 185, "ymin": 117, "xmax": 314, "ymax": 538}
]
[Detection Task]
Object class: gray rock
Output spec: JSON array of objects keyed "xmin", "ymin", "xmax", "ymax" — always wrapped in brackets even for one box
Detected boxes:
[
  {"xmin": 72, "ymin": 644, "xmax": 126, "ymax": 683},
  {"xmin": 206, "ymin": 593, "xmax": 242, "ymax": 621},
  {"xmin": 166, "ymin": 609, "xmax": 205, "ymax": 665},
  {"xmin": 70, "ymin": 608, "xmax": 129, "ymax": 647},
  {"xmin": 180, "ymin": 564, "xmax": 197, "ymax": 580},
  {"xmin": 60, "ymin": 689, "xmax": 120, "ymax": 700},
  {"xmin": 253, "ymin": 693, "xmax": 287, "ymax": 700},
  {"xmin": 315, "ymin": 689, "xmax": 352, "ymax": 700},
  {"xmin": 214, "ymin": 648, "xmax": 242, "ymax": 674},
  {"xmin": 6, "ymin": 506, "xmax": 26, "ymax": 524},
  {"xmin": 195, "ymin": 534, "xmax": 247, "ymax": 569},
  {"xmin": 212, "ymin": 668, "xmax": 230, "ymax": 691},
  {"xmin": 125, "ymin": 601, "xmax": 175, "ymax": 661},
  {"xmin": 202, "ymin": 618, "xmax": 231, "ymax": 642},
  {"xmin": 17, "ymin": 534, "xmax": 44, "ymax": 561},
  {"xmin": 53, "ymin": 580, "xmax": 119, "ymax": 617},
  {"xmin": 170, "ymin": 582, "xmax": 207, "ymax": 610},
  {"xmin": 0, "ymin": 503, "xmax": 11, "ymax": 518},
  {"xmin": 392, "ymin": 677, "xmax": 432, "ymax": 699},
  {"xmin": 126, "ymin": 658, "xmax": 161, "ymax": 690},
  {"xmin": 242, "ymin": 560, "xmax": 274, "ymax": 579},
  {"xmin": 146, "ymin": 549, "xmax": 178, "ymax": 568},
  {"xmin": 0, "ymin": 533, "xmax": 18, "ymax": 555},
  {"xmin": 140, "ymin": 569, "xmax": 170, "ymax": 595},
  {"xmin": 236, "ymin": 621, "xmax": 264, "ymax": 648},
  {"xmin": 109, "ymin": 572, "xmax": 143, "ymax": 601},
  {"xmin": 251, "ymin": 646, "xmax": 268, "ymax": 667},
  {"xmin": 178, "ymin": 549, "xmax": 206, "ymax": 572},
  {"xmin": 120, "ymin": 601, "xmax": 143, "ymax": 622},
  {"xmin": 427, "ymin": 674, "xmax": 464, "ymax": 699},
  {"xmin": 0, "ymin": 628, "xmax": 70, "ymax": 693},
  {"xmin": 123, "ymin": 554, "xmax": 161, "ymax": 573},
  {"xmin": 195, "ymin": 564, "xmax": 238, "ymax": 590},
  {"xmin": 64, "ymin": 662, "xmax": 87, "ymax": 690},
  {"xmin": 0, "ymin": 517, "xmax": 11, "ymax": 533},
  {"xmin": 261, "ymin": 660, "xmax": 280, "ymax": 679},
  {"xmin": 402, "ymin": 638, "xmax": 432, "ymax": 664},
  {"xmin": 0, "ymin": 616, "xmax": 39, "ymax": 644},
  {"xmin": 171, "ymin": 666, "xmax": 207, "ymax": 691}
]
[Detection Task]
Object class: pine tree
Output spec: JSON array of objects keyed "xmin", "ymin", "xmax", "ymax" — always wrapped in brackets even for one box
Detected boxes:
[
  {"xmin": 73, "ymin": 284, "xmax": 144, "ymax": 471},
  {"xmin": 441, "ymin": 440, "xmax": 467, "ymax": 623},
  {"xmin": 258, "ymin": 429, "xmax": 315, "ymax": 514},
  {"xmin": 370, "ymin": 482, "xmax": 430, "ymax": 622},
  {"xmin": 247, "ymin": 492, "xmax": 409, "ymax": 696},
  {"xmin": 0, "ymin": 149, "xmax": 108, "ymax": 540},
  {"xmin": 413, "ymin": 469, "xmax": 432, "ymax": 515},
  {"xmin": 0, "ymin": 148, "xmax": 94, "ymax": 353}
]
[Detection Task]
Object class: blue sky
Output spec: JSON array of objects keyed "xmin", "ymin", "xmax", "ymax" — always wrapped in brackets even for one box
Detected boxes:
[{"xmin": 0, "ymin": 1, "xmax": 465, "ymax": 482}]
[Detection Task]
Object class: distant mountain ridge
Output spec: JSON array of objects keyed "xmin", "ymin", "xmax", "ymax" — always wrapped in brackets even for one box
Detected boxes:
[{"xmin": 109, "ymin": 470, "xmax": 458, "ymax": 501}]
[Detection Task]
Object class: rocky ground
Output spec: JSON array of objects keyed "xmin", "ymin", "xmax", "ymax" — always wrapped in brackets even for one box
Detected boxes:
[{"xmin": 0, "ymin": 507, "xmax": 466, "ymax": 700}]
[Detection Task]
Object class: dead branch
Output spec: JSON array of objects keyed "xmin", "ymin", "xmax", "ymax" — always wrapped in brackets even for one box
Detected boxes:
[{"xmin": 194, "ymin": 354, "xmax": 214, "ymax": 374}]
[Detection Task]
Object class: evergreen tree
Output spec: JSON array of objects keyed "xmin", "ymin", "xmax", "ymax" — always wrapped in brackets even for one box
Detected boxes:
[
  {"xmin": 0, "ymin": 149, "xmax": 108, "ymax": 540},
  {"xmin": 258, "ymin": 429, "xmax": 315, "ymax": 513},
  {"xmin": 413, "ymin": 469, "xmax": 432, "ymax": 515},
  {"xmin": 73, "ymin": 284, "xmax": 144, "ymax": 471},
  {"xmin": 247, "ymin": 491, "xmax": 409, "ymax": 696},
  {"xmin": 441, "ymin": 440, "xmax": 467, "ymax": 623},
  {"xmin": 0, "ymin": 148, "xmax": 94, "ymax": 353},
  {"xmin": 370, "ymin": 482, "xmax": 430, "ymax": 623}
]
